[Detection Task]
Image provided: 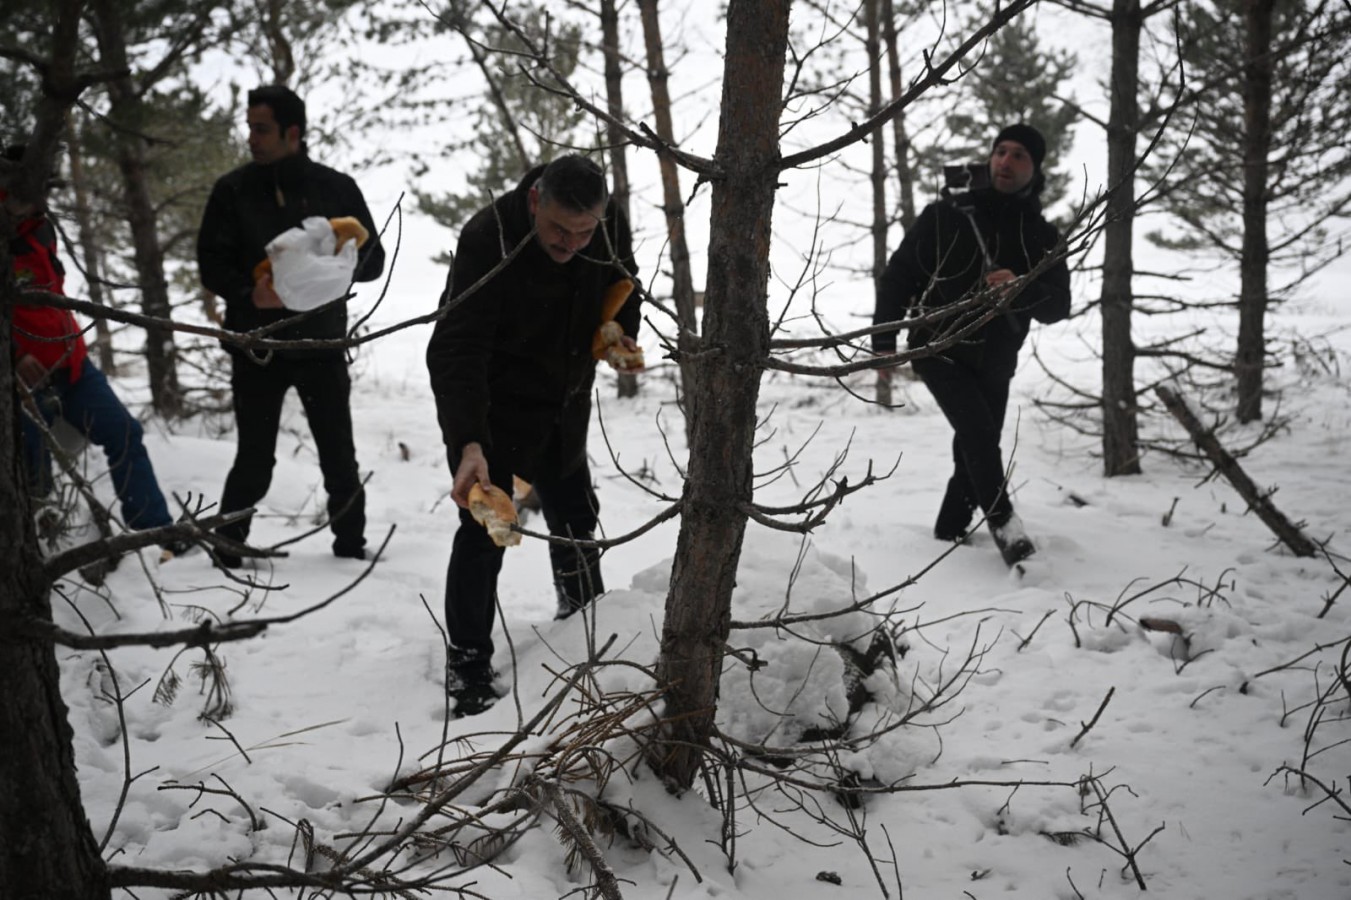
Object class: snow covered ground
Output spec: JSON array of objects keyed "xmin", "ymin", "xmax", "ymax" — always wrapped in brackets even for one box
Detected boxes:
[{"xmin": 45, "ymin": 284, "xmax": 1351, "ymax": 899}]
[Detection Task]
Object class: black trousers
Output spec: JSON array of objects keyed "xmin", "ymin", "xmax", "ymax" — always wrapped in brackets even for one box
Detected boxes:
[
  {"xmin": 218, "ymin": 354, "xmax": 366, "ymax": 554},
  {"xmin": 914, "ymin": 355, "xmax": 1015, "ymax": 529},
  {"xmin": 444, "ymin": 454, "xmax": 602, "ymax": 668}
]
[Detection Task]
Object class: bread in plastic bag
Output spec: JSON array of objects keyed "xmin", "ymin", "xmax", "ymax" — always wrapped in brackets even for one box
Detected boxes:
[{"xmin": 266, "ymin": 216, "xmax": 358, "ymax": 311}]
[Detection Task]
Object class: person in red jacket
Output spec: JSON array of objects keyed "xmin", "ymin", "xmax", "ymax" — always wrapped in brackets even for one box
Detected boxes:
[{"xmin": 5, "ymin": 146, "xmax": 182, "ymax": 552}]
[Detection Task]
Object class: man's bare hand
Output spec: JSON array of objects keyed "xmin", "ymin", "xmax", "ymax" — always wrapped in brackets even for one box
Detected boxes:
[
  {"xmin": 16, "ymin": 354, "xmax": 47, "ymax": 390},
  {"xmin": 451, "ymin": 442, "xmax": 492, "ymax": 509},
  {"xmin": 604, "ymin": 335, "xmax": 645, "ymax": 373},
  {"xmin": 251, "ymin": 275, "xmax": 285, "ymax": 309},
  {"xmin": 985, "ymin": 268, "xmax": 1018, "ymax": 297}
]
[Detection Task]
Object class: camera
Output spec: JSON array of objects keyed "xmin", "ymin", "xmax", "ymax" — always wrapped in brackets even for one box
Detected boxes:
[{"xmin": 942, "ymin": 162, "xmax": 990, "ymax": 195}]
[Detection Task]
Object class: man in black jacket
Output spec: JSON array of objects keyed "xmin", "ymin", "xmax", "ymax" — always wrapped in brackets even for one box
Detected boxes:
[
  {"xmin": 872, "ymin": 124, "xmax": 1070, "ymax": 566},
  {"xmin": 427, "ymin": 155, "xmax": 641, "ymax": 716},
  {"xmin": 197, "ymin": 85, "xmax": 385, "ymax": 567}
]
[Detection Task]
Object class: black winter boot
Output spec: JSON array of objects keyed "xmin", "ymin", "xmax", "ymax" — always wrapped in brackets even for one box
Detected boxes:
[
  {"xmin": 446, "ymin": 649, "xmax": 501, "ymax": 718},
  {"xmin": 934, "ymin": 478, "xmax": 977, "ymax": 542}
]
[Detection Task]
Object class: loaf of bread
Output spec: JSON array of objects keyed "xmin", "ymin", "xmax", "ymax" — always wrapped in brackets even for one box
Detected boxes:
[
  {"xmin": 591, "ymin": 278, "xmax": 644, "ymax": 369},
  {"xmin": 329, "ymin": 216, "xmax": 369, "ymax": 252},
  {"xmin": 468, "ymin": 483, "xmax": 521, "ymax": 547}
]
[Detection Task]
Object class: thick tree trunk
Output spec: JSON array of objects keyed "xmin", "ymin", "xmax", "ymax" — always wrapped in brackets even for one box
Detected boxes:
[
  {"xmin": 600, "ymin": 0, "xmax": 640, "ymax": 399},
  {"xmin": 638, "ymin": 0, "xmax": 700, "ymax": 341},
  {"xmin": 90, "ymin": 0, "xmax": 182, "ymax": 418},
  {"xmin": 1, "ymin": 243, "xmax": 111, "ymax": 900},
  {"xmin": 66, "ymin": 108, "xmax": 117, "ymax": 374},
  {"xmin": 0, "ymin": 5, "xmax": 116, "ymax": 894},
  {"xmin": 1235, "ymin": 0, "xmax": 1274, "ymax": 424},
  {"xmin": 649, "ymin": 0, "xmax": 788, "ymax": 790},
  {"xmin": 1100, "ymin": 0, "xmax": 1143, "ymax": 476}
]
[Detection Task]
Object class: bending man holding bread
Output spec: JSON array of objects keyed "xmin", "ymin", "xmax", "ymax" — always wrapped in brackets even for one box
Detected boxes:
[
  {"xmin": 426, "ymin": 155, "xmax": 642, "ymax": 717},
  {"xmin": 197, "ymin": 85, "xmax": 385, "ymax": 567}
]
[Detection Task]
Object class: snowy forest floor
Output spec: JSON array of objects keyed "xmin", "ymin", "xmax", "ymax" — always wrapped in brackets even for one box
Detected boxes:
[{"xmin": 44, "ymin": 299, "xmax": 1351, "ymax": 899}]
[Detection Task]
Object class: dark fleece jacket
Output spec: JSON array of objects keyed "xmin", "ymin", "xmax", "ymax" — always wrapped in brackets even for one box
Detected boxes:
[
  {"xmin": 872, "ymin": 187, "xmax": 1069, "ymax": 375},
  {"xmin": 425, "ymin": 164, "xmax": 640, "ymax": 482},
  {"xmin": 196, "ymin": 153, "xmax": 385, "ymax": 358}
]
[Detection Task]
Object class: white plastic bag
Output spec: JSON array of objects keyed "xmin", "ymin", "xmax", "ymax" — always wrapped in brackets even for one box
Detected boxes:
[{"xmin": 266, "ymin": 216, "xmax": 358, "ymax": 311}]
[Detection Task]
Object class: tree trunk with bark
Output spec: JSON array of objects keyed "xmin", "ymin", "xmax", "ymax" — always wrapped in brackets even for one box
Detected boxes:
[
  {"xmin": 881, "ymin": 0, "xmax": 916, "ymax": 231},
  {"xmin": 0, "ymin": 485, "xmax": 110, "ymax": 898},
  {"xmin": 601, "ymin": 0, "xmax": 640, "ymax": 399},
  {"xmin": 260, "ymin": 0, "xmax": 297, "ymax": 84},
  {"xmin": 1, "ymin": 27, "xmax": 113, "ymax": 886},
  {"xmin": 866, "ymin": 0, "xmax": 887, "ymax": 281},
  {"xmin": 1100, "ymin": 0, "xmax": 1143, "ymax": 475},
  {"xmin": 870, "ymin": 0, "xmax": 895, "ymax": 407},
  {"xmin": 66, "ymin": 108, "xmax": 117, "ymax": 374},
  {"xmin": 638, "ymin": 0, "xmax": 700, "ymax": 342},
  {"xmin": 1156, "ymin": 386, "xmax": 1314, "ymax": 556},
  {"xmin": 648, "ymin": 0, "xmax": 788, "ymax": 790},
  {"xmin": 90, "ymin": 0, "xmax": 183, "ymax": 418},
  {"xmin": 600, "ymin": 0, "xmax": 630, "ymax": 219},
  {"xmin": 1235, "ymin": 0, "xmax": 1274, "ymax": 424}
]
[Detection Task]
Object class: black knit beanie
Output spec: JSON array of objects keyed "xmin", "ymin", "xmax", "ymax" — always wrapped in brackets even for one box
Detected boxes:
[{"xmin": 993, "ymin": 124, "xmax": 1046, "ymax": 169}]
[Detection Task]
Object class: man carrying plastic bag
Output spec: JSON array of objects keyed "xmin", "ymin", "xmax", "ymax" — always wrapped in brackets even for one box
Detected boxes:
[{"xmin": 197, "ymin": 85, "xmax": 385, "ymax": 567}]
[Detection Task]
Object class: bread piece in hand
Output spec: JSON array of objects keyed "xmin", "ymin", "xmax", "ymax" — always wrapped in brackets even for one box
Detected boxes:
[
  {"xmin": 468, "ymin": 483, "xmax": 521, "ymax": 547},
  {"xmin": 595, "ymin": 320, "xmax": 624, "ymax": 354},
  {"xmin": 591, "ymin": 280, "xmax": 635, "ymax": 359},
  {"xmin": 604, "ymin": 344, "xmax": 645, "ymax": 371},
  {"xmin": 329, "ymin": 216, "xmax": 369, "ymax": 251}
]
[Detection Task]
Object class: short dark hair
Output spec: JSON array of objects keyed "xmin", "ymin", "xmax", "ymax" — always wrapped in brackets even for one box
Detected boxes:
[
  {"xmin": 536, "ymin": 155, "xmax": 608, "ymax": 212},
  {"xmin": 248, "ymin": 85, "xmax": 307, "ymax": 138}
]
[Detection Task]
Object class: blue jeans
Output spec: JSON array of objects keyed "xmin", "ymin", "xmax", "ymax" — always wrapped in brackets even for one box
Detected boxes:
[{"xmin": 21, "ymin": 362, "xmax": 173, "ymax": 530}]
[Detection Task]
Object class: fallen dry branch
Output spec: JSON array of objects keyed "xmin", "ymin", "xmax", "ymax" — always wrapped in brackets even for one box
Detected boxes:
[
  {"xmin": 1081, "ymin": 775, "xmax": 1164, "ymax": 890},
  {"xmin": 1268, "ymin": 765, "xmax": 1351, "ymax": 822},
  {"xmin": 42, "ymin": 509, "xmax": 253, "ymax": 580},
  {"xmin": 1070, "ymin": 687, "xmax": 1116, "ymax": 749},
  {"xmin": 532, "ymin": 780, "xmax": 625, "ymax": 900},
  {"xmin": 1155, "ymin": 386, "xmax": 1316, "ymax": 557}
]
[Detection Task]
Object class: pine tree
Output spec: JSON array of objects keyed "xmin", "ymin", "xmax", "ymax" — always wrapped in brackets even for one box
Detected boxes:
[
  {"xmin": 1146, "ymin": 0, "xmax": 1351, "ymax": 421},
  {"xmin": 929, "ymin": 15, "xmax": 1079, "ymax": 211},
  {"xmin": 413, "ymin": 1, "xmax": 588, "ymax": 259},
  {"xmin": 64, "ymin": 86, "xmax": 243, "ymax": 313}
]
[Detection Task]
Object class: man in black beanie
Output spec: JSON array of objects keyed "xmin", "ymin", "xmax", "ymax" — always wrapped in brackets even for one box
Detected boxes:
[
  {"xmin": 991, "ymin": 123, "xmax": 1046, "ymax": 189},
  {"xmin": 871, "ymin": 124, "xmax": 1070, "ymax": 567}
]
